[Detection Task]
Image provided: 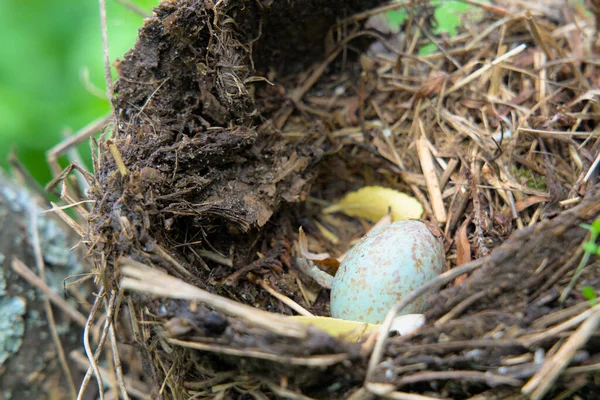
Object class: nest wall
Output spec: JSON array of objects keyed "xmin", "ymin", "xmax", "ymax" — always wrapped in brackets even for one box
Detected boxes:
[{"xmin": 84, "ymin": 0, "xmax": 600, "ymax": 398}]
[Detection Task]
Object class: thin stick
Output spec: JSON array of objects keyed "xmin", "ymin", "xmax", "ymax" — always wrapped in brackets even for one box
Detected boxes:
[
  {"xmin": 78, "ymin": 288, "xmax": 106, "ymax": 400},
  {"xmin": 522, "ymin": 305, "xmax": 600, "ymax": 400},
  {"xmin": 417, "ymin": 134, "xmax": 446, "ymax": 223},
  {"xmin": 152, "ymin": 244, "xmax": 193, "ymax": 278},
  {"xmin": 259, "ymin": 280, "xmax": 314, "ymax": 317},
  {"xmin": 49, "ymin": 202, "xmax": 86, "ymax": 237},
  {"xmin": 394, "ymin": 370, "xmax": 521, "ymax": 387},
  {"xmin": 168, "ymin": 338, "xmax": 348, "ymax": 366},
  {"xmin": 28, "ymin": 205, "xmax": 78, "ymax": 399},
  {"xmin": 434, "ymin": 291, "xmax": 487, "ymax": 326},
  {"xmin": 77, "ymin": 290, "xmax": 118, "ymax": 400},
  {"xmin": 46, "ymin": 162, "xmax": 98, "ymax": 197},
  {"xmin": 264, "ymin": 381, "xmax": 317, "ymax": 400},
  {"xmin": 365, "ymin": 383, "xmax": 444, "ymax": 400},
  {"xmin": 340, "ymin": 0, "xmax": 412, "ymax": 23},
  {"xmin": 583, "ymin": 150, "xmax": 600, "ymax": 182},
  {"xmin": 71, "ymin": 351, "xmax": 151, "ymax": 400},
  {"xmin": 520, "ymin": 304, "xmax": 598, "ymax": 347},
  {"xmin": 446, "ymin": 44, "xmax": 527, "ymax": 95},
  {"xmin": 107, "ymin": 290, "xmax": 130, "ymax": 400},
  {"xmin": 115, "ymin": 0, "xmax": 151, "ymax": 17},
  {"xmin": 46, "ymin": 114, "xmax": 111, "ymax": 178},
  {"xmin": 120, "ymin": 259, "xmax": 308, "ymax": 338},
  {"xmin": 365, "ymin": 258, "xmax": 486, "ymax": 381},
  {"xmin": 107, "ymin": 140, "xmax": 129, "ymax": 177},
  {"xmin": 99, "ymin": 0, "xmax": 114, "ymax": 105},
  {"xmin": 11, "ymin": 258, "xmax": 88, "ymax": 327}
]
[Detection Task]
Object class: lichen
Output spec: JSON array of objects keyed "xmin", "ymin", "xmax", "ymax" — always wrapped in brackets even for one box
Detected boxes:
[
  {"xmin": 0, "ymin": 173, "xmax": 85, "ymax": 373},
  {"xmin": 0, "ymin": 296, "xmax": 26, "ymax": 366},
  {"xmin": 1, "ymin": 176, "xmax": 82, "ymax": 295},
  {"xmin": 0, "ymin": 262, "xmax": 5, "ymax": 296},
  {"xmin": 33, "ymin": 211, "xmax": 71, "ymax": 267}
]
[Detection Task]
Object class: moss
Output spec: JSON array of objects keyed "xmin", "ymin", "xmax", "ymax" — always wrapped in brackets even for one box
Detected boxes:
[{"xmin": 512, "ymin": 166, "xmax": 548, "ymax": 191}]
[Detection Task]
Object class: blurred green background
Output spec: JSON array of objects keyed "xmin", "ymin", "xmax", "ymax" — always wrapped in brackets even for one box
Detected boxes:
[{"xmin": 0, "ymin": 0, "xmax": 158, "ymax": 185}]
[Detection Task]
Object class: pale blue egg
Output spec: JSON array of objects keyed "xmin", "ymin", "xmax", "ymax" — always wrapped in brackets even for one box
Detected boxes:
[{"xmin": 330, "ymin": 220, "xmax": 445, "ymax": 324}]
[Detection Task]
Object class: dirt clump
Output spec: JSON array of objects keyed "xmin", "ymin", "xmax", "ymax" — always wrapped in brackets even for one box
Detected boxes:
[{"xmin": 80, "ymin": 0, "xmax": 600, "ymax": 398}]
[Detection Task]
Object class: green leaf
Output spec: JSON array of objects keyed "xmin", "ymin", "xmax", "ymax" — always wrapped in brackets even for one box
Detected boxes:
[
  {"xmin": 385, "ymin": 10, "xmax": 406, "ymax": 32},
  {"xmin": 591, "ymin": 219, "xmax": 600, "ymax": 233},
  {"xmin": 582, "ymin": 241, "xmax": 599, "ymax": 255},
  {"xmin": 383, "ymin": 0, "xmax": 488, "ymax": 56},
  {"xmin": 581, "ymin": 286, "xmax": 597, "ymax": 306}
]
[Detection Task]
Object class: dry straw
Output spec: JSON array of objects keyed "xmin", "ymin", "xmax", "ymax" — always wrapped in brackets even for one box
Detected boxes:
[{"xmin": 39, "ymin": 0, "xmax": 600, "ymax": 398}]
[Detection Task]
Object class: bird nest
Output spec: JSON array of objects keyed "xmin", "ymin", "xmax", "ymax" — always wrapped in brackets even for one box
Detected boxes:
[{"xmin": 69, "ymin": 0, "xmax": 600, "ymax": 398}]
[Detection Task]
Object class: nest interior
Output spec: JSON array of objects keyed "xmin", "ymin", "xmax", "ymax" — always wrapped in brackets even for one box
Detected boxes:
[{"xmin": 81, "ymin": 0, "xmax": 600, "ymax": 398}]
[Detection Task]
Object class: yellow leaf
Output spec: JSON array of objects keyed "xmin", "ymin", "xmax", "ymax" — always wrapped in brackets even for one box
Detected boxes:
[
  {"xmin": 289, "ymin": 316, "xmax": 378, "ymax": 342},
  {"xmin": 290, "ymin": 314, "xmax": 426, "ymax": 342},
  {"xmin": 323, "ymin": 186, "xmax": 423, "ymax": 222}
]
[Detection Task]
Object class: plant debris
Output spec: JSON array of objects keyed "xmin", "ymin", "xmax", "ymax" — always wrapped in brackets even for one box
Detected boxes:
[{"xmin": 46, "ymin": 0, "xmax": 600, "ymax": 397}]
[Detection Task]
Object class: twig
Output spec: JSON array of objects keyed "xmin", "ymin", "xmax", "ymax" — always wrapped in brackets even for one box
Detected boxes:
[
  {"xmin": 168, "ymin": 338, "xmax": 348, "ymax": 366},
  {"xmin": 520, "ymin": 304, "xmax": 598, "ymax": 347},
  {"xmin": 417, "ymin": 134, "xmax": 446, "ymax": 223},
  {"xmin": 276, "ymin": 45, "xmax": 343, "ymax": 128},
  {"xmin": 434, "ymin": 291, "xmax": 487, "ymax": 326},
  {"xmin": 78, "ymin": 288, "xmax": 107, "ymax": 400},
  {"xmin": 395, "ymin": 370, "xmax": 521, "ymax": 388},
  {"xmin": 446, "ymin": 44, "xmax": 527, "ymax": 95},
  {"xmin": 264, "ymin": 381, "xmax": 317, "ymax": 400},
  {"xmin": 583, "ymin": 150, "xmax": 600, "ymax": 182},
  {"xmin": 71, "ymin": 351, "xmax": 151, "ymax": 399},
  {"xmin": 518, "ymin": 127, "xmax": 600, "ymax": 140},
  {"xmin": 158, "ymin": 363, "xmax": 177, "ymax": 397},
  {"xmin": 28, "ymin": 204, "xmax": 78, "ymax": 399},
  {"xmin": 564, "ymin": 362, "xmax": 600, "ymax": 375},
  {"xmin": 259, "ymin": 280, "xmax": 314, "ymax": 317},
  {"xmin": 107, "ymin": 140, "xmax": 129, "ymax": 177},
  {"xmin": 522, "ymin": 305, "xmax": 600, "ymax": 400},
  {"xmin": 106, "ymin": 290, "xmax": 130, "ymax": 400},
  {"xmin": 531, "ymin": 301, "xmax": 590, "ymax": 329},
  {"xmin": 115, "ymin": 0, "xmax": 151, "ymax": 17},
  {"xmin": 46, "ymin": 114, "xmax": 111, "ymax": 179},
  {"xmin": 365, "ymin": 383, "xmax": 447, "ymax": 400},
  {"xmin": 365, "ymin": 258, "xmax": 486, "ymax": 381},
  {"xmin": 152, "ymin": 244, "xmax": 193, "ymax": 278},
  {"xmin": 48, "ymin": 202, "xmax": 86, "ymax": 237},
  {"xmin": 120, "ymin": 258, "xmax": 309, "ymax": 338},
  {"xmin": 340, "ymin": 0, "xmax": 412, "ymax": 23},
  {"xmin": 46, "ymin": 162, "xmax": 98, "ymax": 198},
  {"xmin": 11, "ymin": 258, "xmax": 88, "ymax": 327},
  {"xmin": 99, "ymin": 0, "xmax": 114, "ymax": 106},
  {"xmin": 77, "ymin": 290, "xmax": 118, "ymax": 400}
]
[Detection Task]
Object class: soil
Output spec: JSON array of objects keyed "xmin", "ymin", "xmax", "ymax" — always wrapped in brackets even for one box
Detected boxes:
[
  {"xmin": 82, "ymin": 0, "xmax": 600, "ymax": 398},
  {"xmin": 90, "ymin": 0, "xmax": 384, "ymax": 314}
]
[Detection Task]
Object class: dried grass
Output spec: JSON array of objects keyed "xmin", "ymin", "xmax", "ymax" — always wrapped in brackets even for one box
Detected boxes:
[{"xmin": 43, "ymin": 0, "xmax": 600, "ymax": 398}]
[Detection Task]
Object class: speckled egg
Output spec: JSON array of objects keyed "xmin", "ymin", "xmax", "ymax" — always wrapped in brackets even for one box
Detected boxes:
[{"xmin": 330, "ymin": 220, "xmax": 445, "ymax": 324}]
